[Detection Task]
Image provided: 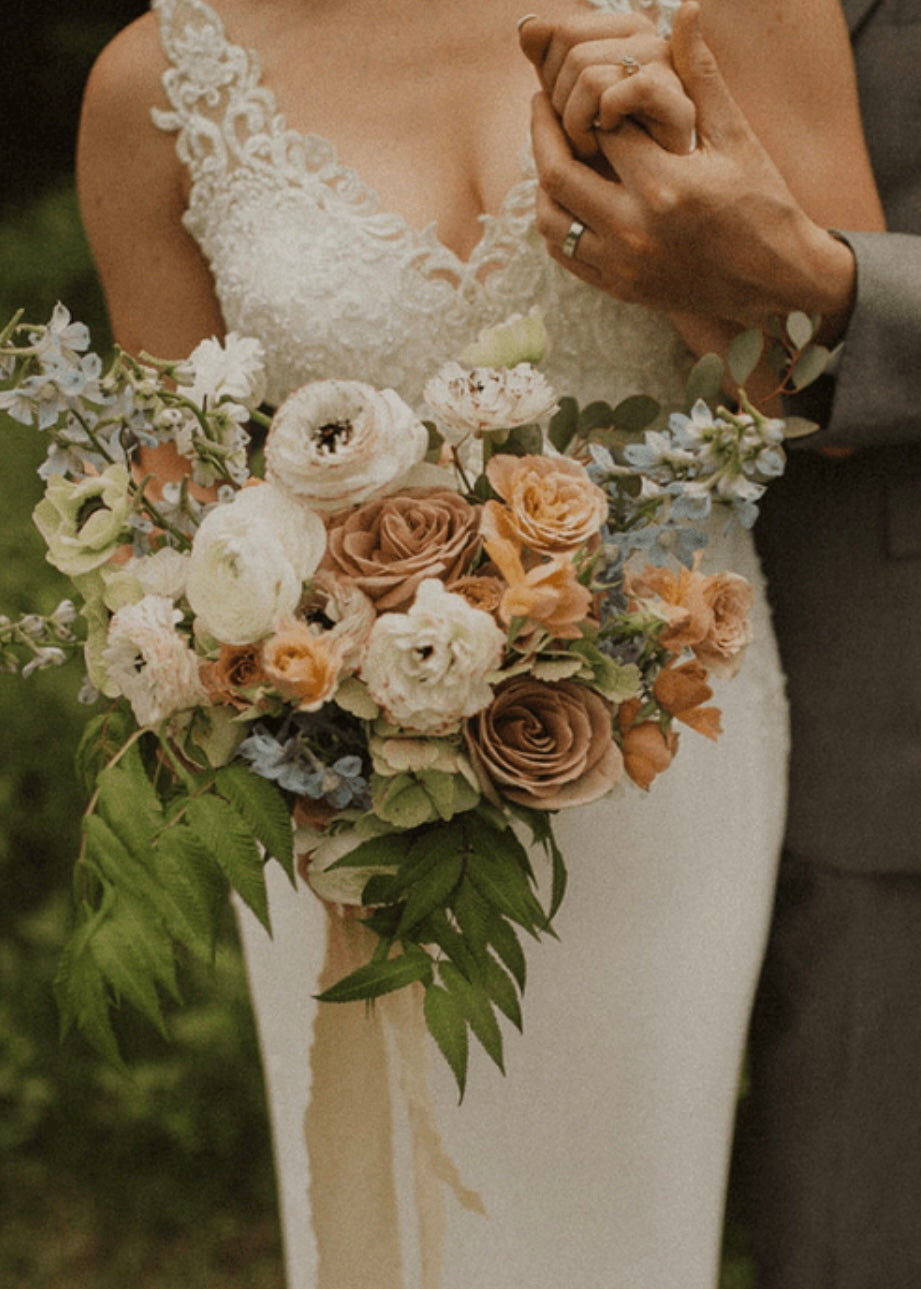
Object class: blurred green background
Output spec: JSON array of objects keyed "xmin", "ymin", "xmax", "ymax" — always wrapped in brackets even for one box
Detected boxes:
[{"xmin": 0, "ymin": 5, "xmax": 752, "ymax": 1287}]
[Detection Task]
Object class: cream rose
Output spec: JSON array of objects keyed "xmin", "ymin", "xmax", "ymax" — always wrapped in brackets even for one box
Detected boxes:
[
  {"xmin": 694, "ymin": 572, "xmax": 755, "ymax": 678},
  {"xmin": 262, "ymin": 620, "xmax": 344, "ymax": 712},
  {"xmin": 186, "ymin": 484, "xmax": 326, "ymax": 644},
  {"xmin": 423, "ymin": 362, "xmax": 558, "ymax": 442},
  {"xmin": 265, "ymin": 379, "xmax": 429, "ymax": 511},
  {"xmin": 483, "ymin": 453, "xmax": 608, "ymax": 556},
  {"xmin": 323, "ymin": 488, "xmax": 481, "ymax": 612},
  {"xmin": 466, "ymin": 675, "xmax": 622, "ymax": 810},
  {"xmin": 360, "ymin": 579, "xmax": 505, "ymax": 734}
]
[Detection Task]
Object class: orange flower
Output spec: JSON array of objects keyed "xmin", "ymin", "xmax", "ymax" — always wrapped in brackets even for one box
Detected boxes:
[
  {"xmin": 483, "ymin": 453, "xmax": 607, "ymax": 555},
  {"xmin": 617, "ymin": 698, "xmax": 679, "ymax": 791},
  {"xmin": 262, "ymin": 621, "xmax": 343, "ymax": 712},
  {"xmin": 626, "ymin": 558, "xmax": 712, "ymax": 652},
  {"xmin": 654, "ymin": 660, "xmax": 723, "ymax": 741},
  {"xmin": 484, "ymin": 533, "xmax": 592, "ymax": 639}
]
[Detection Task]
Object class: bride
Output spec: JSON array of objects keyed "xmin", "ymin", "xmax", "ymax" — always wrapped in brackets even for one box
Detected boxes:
[{"xmin": 76, "ymin": 1, "xmax": 881, "ymax": 1286}]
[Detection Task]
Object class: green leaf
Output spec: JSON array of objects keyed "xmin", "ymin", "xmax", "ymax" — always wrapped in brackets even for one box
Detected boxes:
[
  {"xmin": 423, "ymin": 984, "xmax": 468, "ymax": 1100},
  {"xmin": 466, "ymin": 818, "xmax": 547, "ymax": 936},
  {"xmin": 154, "ymin": 826, "xmax": 227, "ymax": 962},
  {"xmin": 184, "ymin": 794, "xmax": 269, "ymax": 930},
  {"xmin": 785, "ymin": 310, "xmax": 816, "ymax": 350},
  {"xmin": 685, "ymin": 353, "xmax": 725, "ymax": 408},
  {"xmin": 487, "ymin": 916, "xmax": 527, "ymax": 992},
  {"xmin": 439, "ymin": 960, "xmax": 504, "ymax": 1073},
  {"xmin": 578, "ymin": 400, "xmax": 617, "ymax": 436},
  {"xmin": 54, "ymin": 900, "xmax": 125, "ymax": 1068},
  {"xmin": 395, "ymin": 852, "xmax": 464, "ymax": 938},
  {"xmin": 74, "ymin": 706, "xmax": 137, "ymax": 797},
  {"xmin": 611, "ymin": 394, "xmax": 660, "ymax": 435},
  {"xmin": 214, "ymin": 762, "xmax": 295, "ymax": 881},
  {"xmin": 328, "ymin": 831, "xmax": 412, "ymax": 870},
  {"xmin": 481, "ymin": 953, "xmax": 523, "ymax": 1032},
  {"xmin": 501, "ymin": 423, "xmax": 544, "ymax": 457},
  {"xmin": 95, "ymin": 744, "xmax": 165, "ymax": 853},
  {"xmin": 727, "ymin": 328, "xmax": 764, "ymax": 387},
  {"xmin": 452, "ymin": 878, "xmax": 493, "ymax": 964},
  {"xmin": 781, "ymin": 415, "xmax": 820, "ymax": 441},
  {"xmin": 548, "ymin": 396, "xmax": 579, "ymax": 453},
  {"xmin": 789, "ymin": 343, "xmax": 830, "ymax": 391},
  {"xmin": 316, "ymin": 947, "xmax": 433, "ymax": 1004},
  {"xmin": 87, "ymin": 892, "xmax": 179, "ymax": 1035}
]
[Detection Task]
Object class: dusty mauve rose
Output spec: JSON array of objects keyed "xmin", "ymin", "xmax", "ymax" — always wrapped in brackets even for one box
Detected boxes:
[
  {"xmin": 654, "ymin": 660, "xmax": 723, "ymax": 740},
  {"xmin": 695, "ymin": 572, "xmax": 754, "ymax": 678},
  {"xmin": 482, "ymin": 453, "xmax": 607, "ymax": 556},
  {"xmin": 467, "ymin": 676, "xmax": 622, "ymax": 810},
  {"xmin": 618, "ymin": 698, "xmax": 680, "ymax": 790},
  {"xmin": 265, "ymin": 379, "xmax": 429, "ymax": 511},
  {"xmin": 201, "ymin": 643, "xmax": 268, "ymax": 709},
  {"xmin": 323, "ymin": 488, "xmax": 481, "ymax": 613},
  {"xmin": 262, "ymin": 621, "xmax": 343, "ymax": 712}
]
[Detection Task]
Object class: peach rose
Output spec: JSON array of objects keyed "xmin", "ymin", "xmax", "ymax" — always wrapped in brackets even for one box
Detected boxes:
[
  {"xmin": 298, "ymin": 571, "xmax": 375, "ymax": 672},
  {"xmin": 626, "ymin": 559, "xmax": 712, "ymax": 653},
  {"xmin": 261, "ymin": 621, "xmax": 343, "ymax": 712},
  {"xmin": 695, "ymin": 572, "xmax": 754, "ymax": 678},
  {"xmin": 484, "ymin": 533, "xmax": 592, "ymax": 639},
  {"xmin": 201, "ymin": 643, "xmax": 268, "ymax": 709},
  {"xmin": 654, "ymin": 660, "xmax": 723, "ymax": 741},
  {"xmin": 483, "ymin": 453, "xmax": 607, "ymax": 555},
  {"xmin": 322, "ymin": 488, "xmax": 480, "ymax": 613},
  {"xmin": 450, "ymin": 574, "xmax": 506, "ymax": 615},
  {"xmin": 617, "ymin": 698, "xmax": 679, "ymax": 791},
  {"xmin": 466, "ymin": 676, "xmax": 622, "ymax": 810}
]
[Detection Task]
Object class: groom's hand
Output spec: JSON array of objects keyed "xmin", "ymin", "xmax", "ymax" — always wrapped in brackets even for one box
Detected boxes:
[{"xmin": 531, "ymin": 2, "xmax": 856, "ymax": 337}]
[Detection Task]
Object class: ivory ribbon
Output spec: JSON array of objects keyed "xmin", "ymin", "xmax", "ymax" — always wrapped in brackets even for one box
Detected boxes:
[{"xmin": 305, "ymin": 906, "xmax": 486, "ymax": 1289}]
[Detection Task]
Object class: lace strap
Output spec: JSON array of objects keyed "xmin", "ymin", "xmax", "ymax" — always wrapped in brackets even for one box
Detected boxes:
[{"xmin": 150, "ymin": 0, "xmax": 276, "ymax": 181}]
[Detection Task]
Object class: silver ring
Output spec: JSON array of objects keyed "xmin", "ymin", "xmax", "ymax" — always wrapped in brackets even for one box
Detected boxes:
[
  {"xmin": 516, "ymin": 12, "xmax": 538, "ymax": 31},
  {"xmin": 619, "ymin": 54, "xmax": 641, "ymax": 76},
  {"xmin": 561, "ymin": 219, "xmax": 586, "ymax": 260}
]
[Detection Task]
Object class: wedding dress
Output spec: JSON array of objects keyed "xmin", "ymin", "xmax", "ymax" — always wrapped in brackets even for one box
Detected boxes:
[{"xmin": 151, "ymin": 2, "xmax": 788, "ymax": 1286}]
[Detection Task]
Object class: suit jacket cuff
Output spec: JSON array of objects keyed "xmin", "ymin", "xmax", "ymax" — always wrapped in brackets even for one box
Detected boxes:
[{"xmin": 787, "ymin": 230, "xmax": 921, "ymax": 449}]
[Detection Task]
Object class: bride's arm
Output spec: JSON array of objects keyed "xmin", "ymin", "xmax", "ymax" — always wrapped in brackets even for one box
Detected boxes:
[{"xmin": 77, "ymin": 15, "xmax": 224, "ymax": 360}]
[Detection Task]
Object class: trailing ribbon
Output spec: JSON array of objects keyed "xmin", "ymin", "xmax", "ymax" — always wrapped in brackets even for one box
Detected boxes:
[{"xmin": 305, "ymin": 905, "xmax": 485, "ymax": 1289}]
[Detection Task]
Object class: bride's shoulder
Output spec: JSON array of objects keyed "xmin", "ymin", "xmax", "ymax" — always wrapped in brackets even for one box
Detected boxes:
[{"xmin": 81, "ymin": 14, "xmax": 169, "ymax": 134}]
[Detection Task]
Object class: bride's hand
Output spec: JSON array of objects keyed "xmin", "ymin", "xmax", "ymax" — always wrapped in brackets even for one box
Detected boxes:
[{"xmin": 519, "ymin": 12, "xmax": 696, "ymax": 158}]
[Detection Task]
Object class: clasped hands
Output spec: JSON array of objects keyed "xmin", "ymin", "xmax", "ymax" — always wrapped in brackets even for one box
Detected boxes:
[{"xmin": 520, "ymin": 2, "xmax": 855, "ymax": 339}]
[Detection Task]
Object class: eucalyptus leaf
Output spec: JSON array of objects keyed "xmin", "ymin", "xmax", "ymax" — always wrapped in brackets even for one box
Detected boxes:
[
  {"xmin": 786, "ymin": 310, "xmax": 816, "ymax": 350},
  {"xmin": 685, "ymin": 353, "xmax": 725, "ymax": 408},
  {"xmin": 501, "ymin": 423, "xmax": 544, "ymax": 457},
  {"xmin": 548, "ymin": 396, "xmax": 579, "ymax": 453},
  {"xmin": 611, "ymin": 394, "xmax": 660, "ymax": 435},
  {"xmin": 789, "ymin": 344, "xmax": 831, "ymax": 391},
  {"xmin": 727, "ymin": 328, "xmax": 764, "ymax": 387}
]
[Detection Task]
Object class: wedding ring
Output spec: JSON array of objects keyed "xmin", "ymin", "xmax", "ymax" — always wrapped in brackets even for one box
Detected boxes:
[
  {"xmin": 687, "ymin": 126, "xmax": 698, "ymax": 154},
  {"xmin": 517, "ymin": 12, "xmax": 539, "ymax": 30},
  {"xmin": 619, "ymin": 54, "xmax": 641, "ymax": 76},
  {"xmin": 561, "ymin": 218, "xmax": 586, "ymax": 260}
]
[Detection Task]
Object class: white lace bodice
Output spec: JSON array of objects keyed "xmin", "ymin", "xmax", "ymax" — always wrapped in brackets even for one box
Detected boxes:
[{"xmin": 151, "ymin": 0, "xmax": 689, "ymax": 412}]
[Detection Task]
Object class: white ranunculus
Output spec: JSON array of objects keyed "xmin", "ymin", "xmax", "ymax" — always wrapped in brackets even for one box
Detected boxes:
[
  {"xmin": 102, "ymin": 594, "xmax": 207, "ymax": 727},
  {"xmin": 423, "ymin": 362, "xmax": 558, "ymax": 442},
  {"xmin": 361, "ymin": 579, "xmax": 505, "ymax": 735},
  {"xmin": 181, "ymin": 332, "xmax": 267, "ymax": 412},
  {"xmin": 186, "ymin": 484, "xmax": 326, "ymax": 644},
  {"xmin": 265, "ymin": 379, "xmax": 429, "ymax": 511}
]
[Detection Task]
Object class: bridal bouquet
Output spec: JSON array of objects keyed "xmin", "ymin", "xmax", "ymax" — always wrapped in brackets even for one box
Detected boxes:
[{"xmin": 0, "ymin": 304, "xmax": 815, "ymax": 1092}]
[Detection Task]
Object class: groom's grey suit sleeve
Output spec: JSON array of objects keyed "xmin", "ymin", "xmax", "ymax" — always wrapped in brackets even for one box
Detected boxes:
[{"xmin": 741, "ymin": 4, "xmax": 921, "ymax": 1286}]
